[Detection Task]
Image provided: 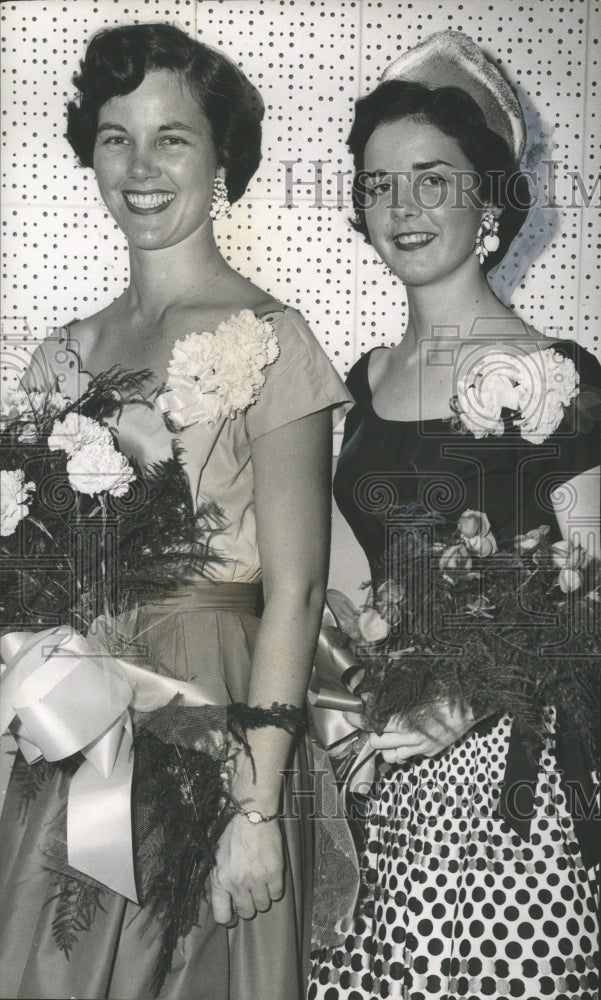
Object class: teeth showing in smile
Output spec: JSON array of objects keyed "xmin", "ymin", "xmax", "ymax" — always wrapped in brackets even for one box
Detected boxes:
[
  {"xmin": 393, "ymin": 233, "xmax": 435, "ymax": 247},
  {"xmin": 124, "ymin": 192, "xmax": 175, "ymax": 208}
]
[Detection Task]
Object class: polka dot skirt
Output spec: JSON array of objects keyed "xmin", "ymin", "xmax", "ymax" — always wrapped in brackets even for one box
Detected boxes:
[{"xmin": 308, "ymin": 713, "xmax": 599, "ymax": 1000}]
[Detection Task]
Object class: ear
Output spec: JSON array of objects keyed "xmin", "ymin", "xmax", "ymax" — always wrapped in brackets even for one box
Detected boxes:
[{"xmin": 215, "ymin": 165, "xmax": 226, "ymax": 181}]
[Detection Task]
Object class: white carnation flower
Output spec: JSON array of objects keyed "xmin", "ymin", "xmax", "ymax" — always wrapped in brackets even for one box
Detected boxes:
[
  {"xmin": 515, "ymin": 350, "xmax": 579, "ymax": 442},
  {"xmin": 48, "ymin": 412, "xmax": 113, "ymax": 455},
  {"xmin": 455, "ymin": 348, "xmax": 579, "ymax": 444},
  {"xmin": 543, "ymin": 349, "xmax": 579, "ymax": 401},
  {"xmin": 159, "ymin": 311, "xmax": 279, "ymax": 429},
  {"xmin": 2, "ymin": 388, "xmax": 71, "ymax": 441},
  {"xmin": 455, "ymin": 381, "xmax": 504, "ymax": 438},
  {"xmin": 66, "ymin": 439, "xmax": 135, "ymax": 497},
  {"xmin": 0, "ymin": 469, "xmax": 35, "ymax": 536},
  {"xmin": 168, "ymin": 331, "xmax": 219, "ymax": 382},
  {"xmin": 1, "ymin": 388, "xmax": 30, "ymax": 421}
]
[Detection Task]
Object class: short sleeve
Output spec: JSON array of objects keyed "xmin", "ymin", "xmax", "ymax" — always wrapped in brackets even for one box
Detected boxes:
[
  {"xmin": 245, "ymin": 307, "xmax": 354, "ymax": 442},
  {"xmin": 548, "ymin": 341, "xmax": 601, "ymax": 482}
]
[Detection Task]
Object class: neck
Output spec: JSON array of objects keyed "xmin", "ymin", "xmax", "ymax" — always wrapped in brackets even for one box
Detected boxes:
[
  {"xmin": 401, "ymin": 264, "xmax": 510, "ymax": 354},
  {"xmin": 124, "ymin": 217, "xmax": 230, "ymax": 319}
]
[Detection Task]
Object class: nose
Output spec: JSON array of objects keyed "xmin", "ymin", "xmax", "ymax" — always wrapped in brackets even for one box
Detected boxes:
[
  {"xmin": 126, "ymin": 144, "xmax": 161, "ymax": 180},
  {"xmin": 389, "ymin": 177, "xmax": 421, "ymax": 219}
]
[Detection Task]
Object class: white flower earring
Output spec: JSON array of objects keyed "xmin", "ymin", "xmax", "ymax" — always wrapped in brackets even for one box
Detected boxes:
[
  {"xmin": 475, "ymin": 213, "xmax": 500, "ymax": 264},
  {"xmin": 209, "ymin": 176, "xmax": 231, "ymax": 221}
]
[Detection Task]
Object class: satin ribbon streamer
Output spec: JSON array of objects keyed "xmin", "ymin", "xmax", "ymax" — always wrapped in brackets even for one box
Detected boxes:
[
  {"xmin": 156, "ymin": 381, "xmax": 225, "ymax": 431},
  {"xmin": 308, "ymin": 626, "xmax": 376, "ymax": 795},
  {"xmin": 0, "ymin": 625, "xmax": 224, "ymax": 903}
]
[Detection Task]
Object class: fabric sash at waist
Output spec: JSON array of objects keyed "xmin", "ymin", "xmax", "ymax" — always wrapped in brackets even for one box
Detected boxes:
[{"xmin": 139, "ymin": 580, "xmax": 261, "ymax": 615}]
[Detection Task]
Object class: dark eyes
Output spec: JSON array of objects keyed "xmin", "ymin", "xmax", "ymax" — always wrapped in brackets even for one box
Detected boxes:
[
  {"xmin": 370, "ymin": 180, "xmax": 393, "ymax": 195},
  {"xmin": 99, "ymin": 135, "xmax": 190, "ymax": 147},
  {"xmin": 367, "ymin": 173, "xmax": 447, "ymax": 195},
  {"xmin": 417, "ymin": 173, "xmax": 447, "ymax": 188}
]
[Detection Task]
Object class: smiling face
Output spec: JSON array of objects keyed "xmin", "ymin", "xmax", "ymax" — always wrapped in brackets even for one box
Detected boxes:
[
  {"xmin": 93, "ymin": 69, "xmax": 220, "ymax": 250},
  {"xmin": 362, "ymin": 116, "xmax": 492, "ymax": 287}
]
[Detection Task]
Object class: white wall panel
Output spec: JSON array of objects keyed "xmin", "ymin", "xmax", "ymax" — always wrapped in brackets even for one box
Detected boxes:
[{"xmin": 1, "ymin": 0, "xmax": 599, "ymax": 392}]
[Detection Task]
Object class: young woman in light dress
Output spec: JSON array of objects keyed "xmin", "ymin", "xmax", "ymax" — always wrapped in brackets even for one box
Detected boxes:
[{"xmin": 0, "ymin": 23, "xmax": 351, "ymax": 1000}]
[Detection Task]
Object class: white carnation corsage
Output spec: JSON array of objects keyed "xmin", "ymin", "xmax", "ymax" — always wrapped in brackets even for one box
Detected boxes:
[
  {"xmin": 156, "ymin": 309, "xmax": 280, "ymax": 430},
  {"xmin": 452, "ymin": 347, "xmax": 579, "ymax": 443}
]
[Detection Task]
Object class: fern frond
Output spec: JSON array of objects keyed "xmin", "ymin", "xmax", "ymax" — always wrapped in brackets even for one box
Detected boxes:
[
  {"xmin": 46, "ymin": 873, "xmax": 107, "ymax": 958},
  {"xmin": 13, "ymin": 757, "xmax": 56, "ymax": 822}
]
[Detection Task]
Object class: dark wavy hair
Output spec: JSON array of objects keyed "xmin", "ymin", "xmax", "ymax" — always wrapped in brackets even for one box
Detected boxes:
[
  {"xmin": 348, "ymin": 79, "xmax": 532, "ymax": 273},
  {"xmin": 66, "ymin": 23, "xmax": 264, "ymax": 203}
]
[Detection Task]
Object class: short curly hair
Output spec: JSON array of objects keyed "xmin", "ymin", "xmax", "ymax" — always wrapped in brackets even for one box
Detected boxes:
[
  {"xmin": 348, "ymin": 79, "xmax": 532, "ymax": 273},
  {"xmin": 66, "ymin": 23, "xmax": 264, "ymax": 204}
]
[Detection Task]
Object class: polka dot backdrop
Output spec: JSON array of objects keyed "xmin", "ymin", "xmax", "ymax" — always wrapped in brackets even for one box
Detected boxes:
[{"xmin": 1, "ymin": 0, "xmax": 599, "ymax": 398}]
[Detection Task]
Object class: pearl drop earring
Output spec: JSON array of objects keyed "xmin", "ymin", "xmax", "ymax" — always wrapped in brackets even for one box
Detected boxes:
[
  {"xmin": 475, "ymin": 213, "xmax": 500, "ymax": 264},
  {"xmin": 210, "ymin": 176, "xmax": 231, "ymax": 221}
]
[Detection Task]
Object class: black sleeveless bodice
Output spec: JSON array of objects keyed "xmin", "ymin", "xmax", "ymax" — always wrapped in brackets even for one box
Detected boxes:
[{"xmin": 334, "ymin": 341, "xmax": 601, "ymax": 583}]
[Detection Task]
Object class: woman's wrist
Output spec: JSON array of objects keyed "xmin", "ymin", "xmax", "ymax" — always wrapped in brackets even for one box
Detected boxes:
[
  {"xmin": 227, "ymin": 750, "xmax": 285, "ymax": 810},
  {"xmin": 231, "ymin": 801, "xmax": 280, "ymax": 824},
  {"xmin": 229, "ymin": 775, "xmax": 283, "ymax": 815}
]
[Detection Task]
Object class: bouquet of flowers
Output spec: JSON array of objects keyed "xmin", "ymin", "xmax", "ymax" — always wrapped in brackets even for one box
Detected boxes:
[
  {"xmin": 0, "ymin": 371, "xmax": 286, "ymax": 994},
  {"xmin": 323, "ymin": 505, "xmax": 599, "ymax": 763},
  {"xmin": 0, "ymin": 370, "xmax": 224, "ymax": 631}
]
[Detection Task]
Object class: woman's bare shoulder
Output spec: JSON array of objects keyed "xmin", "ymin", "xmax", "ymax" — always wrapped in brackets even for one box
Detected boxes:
[{"xmin": 214, "ymin": 279, "xmax": 280, "ymax": 319}]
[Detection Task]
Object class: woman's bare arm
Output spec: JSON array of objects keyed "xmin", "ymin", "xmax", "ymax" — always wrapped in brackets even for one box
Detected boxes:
[{"xmin": 210, "ymin": 407, "xmax": 332, "ymax": 923}]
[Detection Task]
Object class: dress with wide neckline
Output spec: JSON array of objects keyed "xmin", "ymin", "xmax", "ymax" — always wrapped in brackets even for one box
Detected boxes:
[
  {"xmin": 334, "ymin": 338, "xmax": 600, "ymax": 584},
  {"xmin": 53, "ymin": 305, "xmax": 352, "ymax": 584}
]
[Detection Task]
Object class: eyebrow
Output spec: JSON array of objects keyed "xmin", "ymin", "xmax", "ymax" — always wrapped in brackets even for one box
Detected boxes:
[
  {"xmin": 96, "ymin": 121, "xmax": 196, "ymax": 133},
  {"xmin": 158, "ymin": 122, "xmax": 196, "ymax": 132},
  {"xmin": 96, "ymin": 123, "xmax": 127, "ymax": 133},
  {"xmin": 365, "ymin": 160, "xmax": 456, "ymax": 177},
  {"xmin": 414, "ymin": 160, "xmax": 455, "ymax": 170}
]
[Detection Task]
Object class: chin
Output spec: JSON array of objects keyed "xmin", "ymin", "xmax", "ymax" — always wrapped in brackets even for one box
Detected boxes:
[
  {"xmin": 386, "ymin": 262, "xmax": 439, "ymax": 286},
  {"xmin": 124, "ymin": 224, "xmax": 184, "ymax": 251},
  {"xmin": 391, "ymin": 253, "xmax": 476, "ymax": 288}
]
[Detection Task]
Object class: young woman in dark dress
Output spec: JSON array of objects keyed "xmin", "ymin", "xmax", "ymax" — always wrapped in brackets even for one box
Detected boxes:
[{"xmin": 309, "ymin": 32, "xmax": 599, "ymax": 1000}]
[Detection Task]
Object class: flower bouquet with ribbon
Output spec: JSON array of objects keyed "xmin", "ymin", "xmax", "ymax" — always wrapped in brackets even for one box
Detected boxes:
[
  {"xmin": 310, "ymin": 505, "xmax": 600, "ymax": 788},
  {"xmin": 0, "ymin": 370, "xmax": 225, "ymax": 628},
  {"xmin": 0, "ymin": 371, "xmax": 295, "ymax": 994}
]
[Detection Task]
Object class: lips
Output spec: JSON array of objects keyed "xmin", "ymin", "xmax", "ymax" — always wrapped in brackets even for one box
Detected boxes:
[
  {"xmin": 123, "ymin": 191, "xmax": 175, "ymax": 214},
  {"xmin": 392, "ymin": 232, "xmax": 436, "ymax": 250}
]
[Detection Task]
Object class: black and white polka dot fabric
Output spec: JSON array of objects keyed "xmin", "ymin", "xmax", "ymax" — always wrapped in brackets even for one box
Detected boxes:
[{"xmin": 308, "ymin": 712, "xmax": 599, "ymax": 1000}]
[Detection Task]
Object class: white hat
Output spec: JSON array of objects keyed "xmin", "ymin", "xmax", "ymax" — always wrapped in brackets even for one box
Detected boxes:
[{"xmin": 381, "ymin": 31, "xmax": 526, "ymax": 163}]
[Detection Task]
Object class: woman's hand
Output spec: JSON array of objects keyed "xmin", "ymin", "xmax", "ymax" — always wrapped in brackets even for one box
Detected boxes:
[
  {"xmin": 368, "ymin": 699, "xmax": 476, "ymax": 763},
  {"xmin": 342, "ymin": 708, "xmax": 372, "ymax": 732},
  {"xmin": 209, "ymin": 815, "xmax": 284, "ymax": 925}
]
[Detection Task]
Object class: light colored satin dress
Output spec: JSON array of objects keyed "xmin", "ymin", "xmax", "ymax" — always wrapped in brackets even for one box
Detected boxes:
[{"xmin": 0, "ymin": 306, "xmax": 353, "ymax": 1000}]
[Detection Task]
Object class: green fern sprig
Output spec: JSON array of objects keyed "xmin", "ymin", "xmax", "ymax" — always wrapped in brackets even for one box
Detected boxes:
[
  {"xmin": 46, "ymin": 874, "xmax": 107, "ymax": 958},
  {"xmin": 13, "ymin": 756, "xmax": 57, "ymax": 823}
]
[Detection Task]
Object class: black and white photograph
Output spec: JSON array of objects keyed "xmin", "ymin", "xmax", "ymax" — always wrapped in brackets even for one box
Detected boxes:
[{"xmin": 1, "ymin": 2, "xmax": 599, "ymax": 998}]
